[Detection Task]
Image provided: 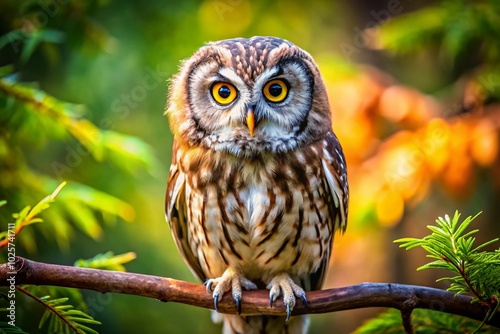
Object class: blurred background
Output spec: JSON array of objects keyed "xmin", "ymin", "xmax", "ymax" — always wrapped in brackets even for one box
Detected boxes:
[{"xmin": 1, "ymin": 0, "xmax": 499, "ymax": 333}]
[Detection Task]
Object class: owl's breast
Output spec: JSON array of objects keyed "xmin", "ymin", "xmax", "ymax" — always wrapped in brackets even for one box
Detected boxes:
[{"xmin": 183, "ymin": 148, "xmax": 332, "ymax": 281}]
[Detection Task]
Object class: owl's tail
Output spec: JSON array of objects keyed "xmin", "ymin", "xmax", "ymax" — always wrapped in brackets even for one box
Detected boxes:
[{"xmin": 212, "ymin": 312, "xmax": 309, "ymax": 334}]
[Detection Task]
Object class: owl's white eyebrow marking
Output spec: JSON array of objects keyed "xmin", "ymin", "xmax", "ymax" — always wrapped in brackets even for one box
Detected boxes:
[
  {"xmin": 264, "ymin": 66, "xmax": 280, "ymax": 78},
  {"xmin": 218, "ymin": 67, "xmax": 246, "ymax": 87}
]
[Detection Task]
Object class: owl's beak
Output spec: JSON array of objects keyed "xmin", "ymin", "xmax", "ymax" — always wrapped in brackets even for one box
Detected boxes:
[{"xmin": 246, "ymin": 110, "xmax": 255, "ymax": 136}]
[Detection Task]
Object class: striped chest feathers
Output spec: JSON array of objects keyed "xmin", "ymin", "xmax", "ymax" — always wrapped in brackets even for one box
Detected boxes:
[
  {"xmin": 182, "ymin": 150, "xmax": 332, "ymax": 278},
  {"xmin": 185, "ymin": 151, "xmax": 312, "ymax": 236}
]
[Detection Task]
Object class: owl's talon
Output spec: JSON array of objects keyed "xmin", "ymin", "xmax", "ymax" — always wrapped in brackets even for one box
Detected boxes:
[
  {"xmin": 206, "ymin": 267, "xmax": 256, "ymax": 314},
  {"xmin": 301, "ymin": 294, "xmax": 308, "ymax": 307},
  {"xmin": 266, "ymin": 273, "xmax": 306, "ymax": 320},
  {"xmin": 205, "ymin": 280, "xmax": 215, "ymax": 293},
  {"xmin": 214, "ymin": 293, "xmax": 220, "ymax": 312},
  {"xmin": 235, "ymin": 296, "xmax": 241, "ymax": 314},
  {"xmin": 269, "ymin": 288, "xmax": 279, "ymax": 308}
]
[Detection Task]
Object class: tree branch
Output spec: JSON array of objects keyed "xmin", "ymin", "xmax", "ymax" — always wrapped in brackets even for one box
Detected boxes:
[{"xmin": 1, "ymin": 257, "xmax": 498, "ymax": 328}]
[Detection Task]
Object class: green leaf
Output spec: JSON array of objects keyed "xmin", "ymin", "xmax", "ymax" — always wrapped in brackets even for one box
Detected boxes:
[
  {"xmin": 99, "ymin": 130, "xmax": 162, "ymax": 176},
  {"xmin": 26, "ymin": 181, "xmax": 66, "ymax": 221},
  {"xmin": 60, "ymin": 182, "xmax": 135, "ymax": 223},
  {"xmin": 74, "ymin": 251, "xmax": 136, "ymax": 271}
]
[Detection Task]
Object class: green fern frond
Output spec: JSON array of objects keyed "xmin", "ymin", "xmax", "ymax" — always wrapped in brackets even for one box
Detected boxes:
[
  {"xmin": 74, "ymin": 251, "xmax": 137, "ymax": 272},
  {"xmin": 18, "ymin": 287, "xmax": 100, "ymax": 334}
]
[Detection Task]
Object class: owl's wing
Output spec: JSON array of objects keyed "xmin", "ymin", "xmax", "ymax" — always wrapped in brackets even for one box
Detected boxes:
[
  {"xmin": 322, "ymin": 131, "xmax": 348, "ymax": 233},
  {"xmin": 308, "ymin": 131, "xmax": 349, "ymax": 290},
  {"xmin": 165, "ymin": 143, "xmax": 206, "ymax": 282}
]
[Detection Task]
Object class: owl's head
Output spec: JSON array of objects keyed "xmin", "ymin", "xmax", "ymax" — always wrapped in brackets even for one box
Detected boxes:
[{"xmin": 166, "ymin": 36, "xmax": 332, "ymax": 157}]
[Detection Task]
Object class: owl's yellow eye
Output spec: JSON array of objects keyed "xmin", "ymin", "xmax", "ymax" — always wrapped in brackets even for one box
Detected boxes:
[
  {"xmin": 211, "ymin": 82, "xmax": 238, "ymax": 105},
  {"xmin": 263, "ymin": 79, "xmax": 288, "ymax": 103}
]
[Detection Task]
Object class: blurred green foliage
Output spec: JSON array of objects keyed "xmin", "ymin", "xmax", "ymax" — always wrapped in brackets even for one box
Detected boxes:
[
  {"xmin": 373, "ymin": 0, "xmax": 500, "ymax": 100},
  {"xmin": 0, "ymin": 0, "xmax": 499, "ymax": 333}
]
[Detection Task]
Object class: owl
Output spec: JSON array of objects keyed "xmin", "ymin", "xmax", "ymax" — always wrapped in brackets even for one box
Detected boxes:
[{"xmin": 165, "ymin": 36, "xmax": 348, "ymax": 334}]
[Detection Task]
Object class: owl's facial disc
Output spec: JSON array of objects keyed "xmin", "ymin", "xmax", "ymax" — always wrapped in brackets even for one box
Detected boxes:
[{"xmin": 177, "ymin": 36, "xmax": 333, "ymax": 156}]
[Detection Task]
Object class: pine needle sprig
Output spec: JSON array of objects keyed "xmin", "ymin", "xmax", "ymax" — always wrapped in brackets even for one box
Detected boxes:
[
  {"xmin": 395, "ymin": 211, "xmax": 500, "ymax": 304},
  {"xmin": 395, "ymin": 211, "xmax": 500, "ymax": 332}
]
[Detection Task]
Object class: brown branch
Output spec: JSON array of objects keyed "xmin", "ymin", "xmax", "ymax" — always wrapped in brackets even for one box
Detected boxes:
[
  {"xmin": 400, "ymin": 308, "xmax": 414, "ymax": 334},
  {"xmin": 1, "ymin": 257, "xmax": 499, "ymax": 328}
]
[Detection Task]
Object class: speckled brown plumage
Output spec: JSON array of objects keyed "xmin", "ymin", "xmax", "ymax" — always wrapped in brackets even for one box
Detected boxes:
[{"xmin": 165, "ymin": 36, "xmax": 348, "ymax": 334}]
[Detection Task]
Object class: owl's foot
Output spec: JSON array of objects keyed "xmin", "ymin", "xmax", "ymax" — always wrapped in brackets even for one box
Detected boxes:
[
  {"xmin": 267, "ymin": 273, "xmax": 307, "ymax": 321},
  {"xmin": 205, "ymin": 267, "xmax": 257, "ymax": 314}
]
